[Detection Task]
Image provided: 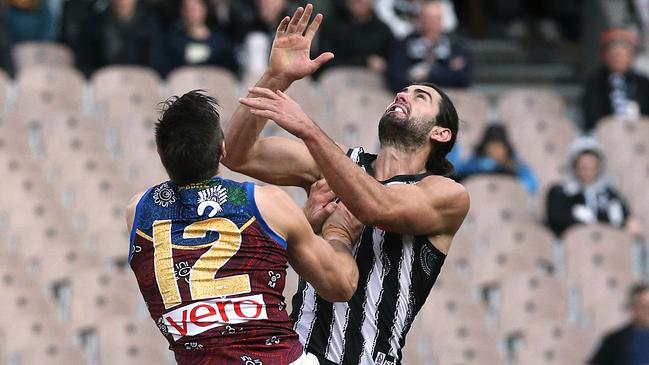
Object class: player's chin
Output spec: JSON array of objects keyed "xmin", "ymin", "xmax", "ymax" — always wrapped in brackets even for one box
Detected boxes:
[{"xmin": 382, "ymin": 111, "xmax": 409, "ymax": 123}]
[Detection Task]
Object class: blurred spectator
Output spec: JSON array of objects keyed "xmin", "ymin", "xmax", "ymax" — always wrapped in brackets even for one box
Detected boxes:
[
  {"xmin": 239, "ymin": 0, "xmax": 294, "ymax": 77},
  {"xmin": 316, "ymin": 0, "xmax": 394, "ymax": 76},
  {"xmin": 545, "ymin": 137, "xmax": 643, "ymax": 237},
  {"xmin": 78, "ymin": 0, "xmax": 163, "ymax": 76},
  {"xmin": 6, "ymin": 0, "xmax": 56, "ymax": 42},
  {"xmin": 386, "ymin": 0, "xmax": 472, "ymax": 92},
  {"xmin": 582, "ymin": 28, "xmax": 649, "ymax": 132},
  {"xmin": 159, "ymin": 0, "xmax": 238, "ymax": 77},
  {"xmin": 0, "ymin": 9, "xmax": 15, "ymax": 75},
  {"xmin": 455, "ymin": 124, "xmax": 538, "ymax": 195},
  {"xmin": 589, "ymin": 282, "xmax": 649, "ymax": 365},
  {"xmin": 61, "ymin": 0, "xmax": 102, "ymax": 76},
  {"xmin": 374, "ymin": 0, "xmax": 456, "ymax": 40}
]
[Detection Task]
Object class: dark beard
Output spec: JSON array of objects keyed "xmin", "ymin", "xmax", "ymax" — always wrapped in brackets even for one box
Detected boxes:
[{"xmin": 378, "ymin": 112, "xmax": 434, "ymax": 151}]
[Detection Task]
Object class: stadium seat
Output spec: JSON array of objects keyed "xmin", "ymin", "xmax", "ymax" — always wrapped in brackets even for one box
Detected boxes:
[
  {"xmin": 15, "ymin": 66, "xmax": 85, "ymax": 114},
  {"xmin": 563, "ymin": 224, "xmax": 638, "ymax": 336},
  {"xmin": 594, "ymin": 117, "xmax": 649, "ymax": 185},
  {"xmin": 66, "ymin": 268, "xmax": 142, "ymax": 332},
  {"xmin": 286, "ymin": 77, "xmax": 325, "ymax": 124},
  {"xmin": 563, "ymin": 224, "xmax": 637, "ymax": 290},
  {"xmin": 473, "ymin": 222, "xmax": 555, "ymax": 288},
  {"xmin": 496, "ymin": 272, "xmax": 568, "ymax": 339},
  {"xmin": 95, "ymin": 316, "xmax": 174, "ymax": 365},
  {"xmin": 515, "ymin": 320, "xmax": 593, "ymax": 365},
  {"xmin": 444, "ymin": 89, "xmax": 490, "ymax": 159},
  {"xmin": 444, "ymin": 226, "xmax": 481, "ymax": 280},
  {"xmin": 330, "ymin": 88, "xmax": 392, "ymax": 152},
  {"xmin": 496, "ymin": 88, "xmax": 566, "ymax": 124},
  {"xmin": 10, "ymin": 339, "xmax": 86, "ymax": 365},
  {"xmin": 319, "ymin": 67, "xmax": 386, "ymax": 102},
  {"xmin": 462, "ymin": 175, "xmax": 534, "ymax": 235},
  {"xmin": 507, "ymin": 115, "xmax": 577, "ymax": 188},
  {"xmin": 12, "ymin": 42, "xmax": 75, "ymax": 72},
  {"xmin": 91, "ymin": 66, "xmax": 161, "ymax": 118},
  {"xmin": 0, "ymin": 68, "xmax": 8, "ymax": 113},
  {"xmin": 167, "ymin": 66, "xmax": 239, "ymax": 122}
]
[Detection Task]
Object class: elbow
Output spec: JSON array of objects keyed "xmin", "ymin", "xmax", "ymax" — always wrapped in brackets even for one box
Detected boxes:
[
  {"xmin": 319, "ymin": 266, "xmax": 359, "ymax": 302},
  {"xmin": 354, "ymin": 201, "xmax": 393, "ymax": 227}
]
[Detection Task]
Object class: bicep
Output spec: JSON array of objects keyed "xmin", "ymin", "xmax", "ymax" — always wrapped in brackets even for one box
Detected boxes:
[
  {"xmin": 370, "ymin": 182, "xmax": 469, "ymax": 236},
  {"xmin": 232, "ymin": 136, "xmax": 321, "ymax": 189}
]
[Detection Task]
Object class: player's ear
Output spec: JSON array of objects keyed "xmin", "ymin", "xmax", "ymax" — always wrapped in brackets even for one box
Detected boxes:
[
  {"xmin": 430, "ymin": 126, "xmax": 451, "ymax": 143},
  {"xmin": 220, "ymin": 140, "xmax": 227, "ymax": 160}
]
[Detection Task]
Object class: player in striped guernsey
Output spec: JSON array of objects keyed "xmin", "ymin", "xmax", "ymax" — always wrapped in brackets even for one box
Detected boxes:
[
  {"xmin": 125, "ymin": 91, "xmax": 362, "ymax": 364},
  {"xmin": 225, "ymin": 4, "xmax": 470, "ymax": 364}
]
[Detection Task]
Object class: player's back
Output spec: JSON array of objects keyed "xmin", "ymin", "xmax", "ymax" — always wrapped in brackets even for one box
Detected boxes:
[{"xmin": 129, "ymin": 177, "xmax": 304, "ymax": 364}]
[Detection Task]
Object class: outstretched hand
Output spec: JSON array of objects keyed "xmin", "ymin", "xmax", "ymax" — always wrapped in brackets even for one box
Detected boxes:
[
  {"xmin": 268, "ymin": 3, "xmax": 334, "ymax": 81},
  {"xmin": 239, "ymin": 86, "xmax": 315, "ymax": 139}
]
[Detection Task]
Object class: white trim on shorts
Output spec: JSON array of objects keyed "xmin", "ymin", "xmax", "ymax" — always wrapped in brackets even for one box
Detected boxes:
[{"xmin": 289, "ymin": 352, "xmax": 320, "ymax": 365}]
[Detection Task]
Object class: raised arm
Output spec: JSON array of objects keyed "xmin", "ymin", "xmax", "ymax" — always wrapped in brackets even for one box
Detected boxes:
[
  {"xmin": 222, "ymin": 4, "xmax": 332, "ymax": 189},
  {"xmin": 255, "ymin": 185, "xmax": 360, "ymax": 302},
  {"xmin": 240, "ymin": 88, "xmax": 469, "ymax": 237}
]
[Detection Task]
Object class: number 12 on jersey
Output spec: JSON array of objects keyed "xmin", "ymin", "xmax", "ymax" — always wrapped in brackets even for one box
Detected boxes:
[{"xmin": 152, "ymin": 217, "xmax": 252, "ymax": 309}]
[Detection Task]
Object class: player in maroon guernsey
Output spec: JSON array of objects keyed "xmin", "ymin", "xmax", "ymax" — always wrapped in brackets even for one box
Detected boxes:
[{"xmin": 125, "ymin": 90, "xmax": 361, "ymax": 365}]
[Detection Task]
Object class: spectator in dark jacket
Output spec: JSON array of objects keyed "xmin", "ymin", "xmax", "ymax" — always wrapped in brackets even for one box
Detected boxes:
[
  {"xmin": 455, "ymin": 124, "xmax": 538, "ymax": 194},
  {"xmin": 159, "ymin": 0, "xmax": 239, "ymax": 77},
  {"xmin": 88, "ymin": 0, "xmax": 162, "ymax": 74},
  {"xmin": 582, "ymin": 28, "xmax": 649, "ymax": 132},
  {"xmin": 316, "ymin": 0, "xmax": 394, "ymax": 76},
  {"xmin": 545, "ymin": 137, "xmax": 642, "ymax": 237},
  {"xmin": 589, "ymin": 283, "xmax": 649, "ymax": 365},
  {"xmin": 386, "ymin": 0, "xmax": 472, "ymax": 92}
]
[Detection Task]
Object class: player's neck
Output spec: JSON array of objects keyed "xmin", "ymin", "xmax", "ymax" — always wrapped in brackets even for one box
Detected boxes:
[{"xmin": 374, "ymin": 146, "xmax": 428, "ymax": 181}]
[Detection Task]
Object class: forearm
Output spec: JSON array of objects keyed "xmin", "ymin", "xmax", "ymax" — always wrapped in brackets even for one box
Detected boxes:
[
  {"xmin": 319, "ymin": 237, "xmax": 358, "ymax": 301},
  {"xmin": 223, "ymin": 72, "xmax": 293, "ymax": 168},
  {"xmin": 301, "ymin": 124, "xmax": 391, "ymax": 223}
]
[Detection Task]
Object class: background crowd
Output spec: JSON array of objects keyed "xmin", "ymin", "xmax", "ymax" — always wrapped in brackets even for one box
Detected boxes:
[{"xmin": 2, "ymin": 0, "xmax": 649, "ymax": 364}]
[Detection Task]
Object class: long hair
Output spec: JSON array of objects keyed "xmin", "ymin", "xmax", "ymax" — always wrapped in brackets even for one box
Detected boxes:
[{"xmin": 414, "ymin": 82, "xmax": 459, "ymax": 176}]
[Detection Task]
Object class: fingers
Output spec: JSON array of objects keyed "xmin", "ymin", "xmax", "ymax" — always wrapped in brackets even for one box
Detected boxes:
[
  {"xmin": 323, "ymin": 201, "xmax": 338, "ymax": 215},
  {"xmin": 238, "ymin": 96, "xmax": 276, "ymax": 112},
  {"xmin": 312, "ymin": 52, "xmax": 335, "ymax": 69},
  {"xmin": 305, "ymin": 13, "xmax": 323, "ymax": 41},
  {"xmin": 249, "ymin": 108, "xmax": 278, "ymax": 120},
  {"xmin": 297, "ymin": 3, "xmax": 313, "ymax": 35},
  {"xmin": 275, "ymin": 16, "xmax": 290, "ymax": 36},
  {"xmin": 248, "ymin": 86, "xmax": 281, "ymax": 100},
  {"xmin": 287, "ymin": 6, "xmax": 304, "ymax": 34},
  {"xmin": 276, "ymin": 89, "xmax": 291, "ymax": 101}
]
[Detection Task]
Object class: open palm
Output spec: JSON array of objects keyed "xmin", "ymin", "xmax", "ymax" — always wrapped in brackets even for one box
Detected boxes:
[{"xmin": 268, "ymin": 4, "xmax": 334, "ymax": 81}]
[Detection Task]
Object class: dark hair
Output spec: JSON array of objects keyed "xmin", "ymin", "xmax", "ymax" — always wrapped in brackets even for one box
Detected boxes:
[
  {"xmin": 155, "ymin": 90, "xmax": 223, "ymax": 185},
  {"xmin": 630, "ymin": 282, "xmax": 649, "ymax": 302},
  {"xmin": 475, "ymin": 123, "xmax": 514, "ymax": 159},
  {"xmin": 414, "ymin": 82, "xmax": 459, "ymax": 176}
]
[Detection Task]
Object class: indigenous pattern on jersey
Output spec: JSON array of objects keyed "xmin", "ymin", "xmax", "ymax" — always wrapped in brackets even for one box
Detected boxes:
[
  {"xmin": 129, "ymin": 177, "xmax": 303, "ymax": 365},
  {"xmin": 291, "ymin": 147, "xmax": 447, "ymax": 365}
]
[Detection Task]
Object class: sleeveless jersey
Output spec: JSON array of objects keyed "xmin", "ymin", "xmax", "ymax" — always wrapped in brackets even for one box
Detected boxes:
[
  {"xmin": 291, "ymin": 147, "xmax": 447, "ymax": 365},
  {"xmin": 129, "ymin": 177, "xmax": 304, "ymax": 364}
]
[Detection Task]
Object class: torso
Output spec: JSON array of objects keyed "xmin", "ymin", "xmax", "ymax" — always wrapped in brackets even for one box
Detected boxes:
[
  {"xmin": 291, "ymin": 147, "xmax": 447, "ymax": 365},
  {"xmin": 129, "ymin": 177, "xmax": 303, "ymax": 364}
]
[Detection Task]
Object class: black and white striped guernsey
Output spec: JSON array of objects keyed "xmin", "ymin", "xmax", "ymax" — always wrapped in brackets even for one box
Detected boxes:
[{"xmin": 290, "ymin": 147, "xmax": 447, "ymax": 365}]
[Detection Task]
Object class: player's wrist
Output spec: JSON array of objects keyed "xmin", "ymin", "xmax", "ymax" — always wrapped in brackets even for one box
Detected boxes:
[
  {"xmin": 323, "ymin": 226, "xmax": 353, "ymax": 247},
  {"xmin": 262, "ymin": 70, "xmax": 294, "ymax": 89}
]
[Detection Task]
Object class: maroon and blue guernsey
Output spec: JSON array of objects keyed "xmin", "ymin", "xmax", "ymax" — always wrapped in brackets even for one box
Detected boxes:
[{"xmin": 129, "ymin": 177, "xmax": 304, "ymax": 364}]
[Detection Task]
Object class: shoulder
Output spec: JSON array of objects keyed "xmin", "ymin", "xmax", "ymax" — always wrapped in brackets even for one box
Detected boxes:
[
  {"xmin": 420, "ymin": 175, "xmax": 470, "ymax": 209},
  {"xmin": 127, "ymin": 191, "xmax": 147, "ymax": 212},
  {"xmin": 253, "ymin": 185, "xmax": 295, "ymax": 210}
]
